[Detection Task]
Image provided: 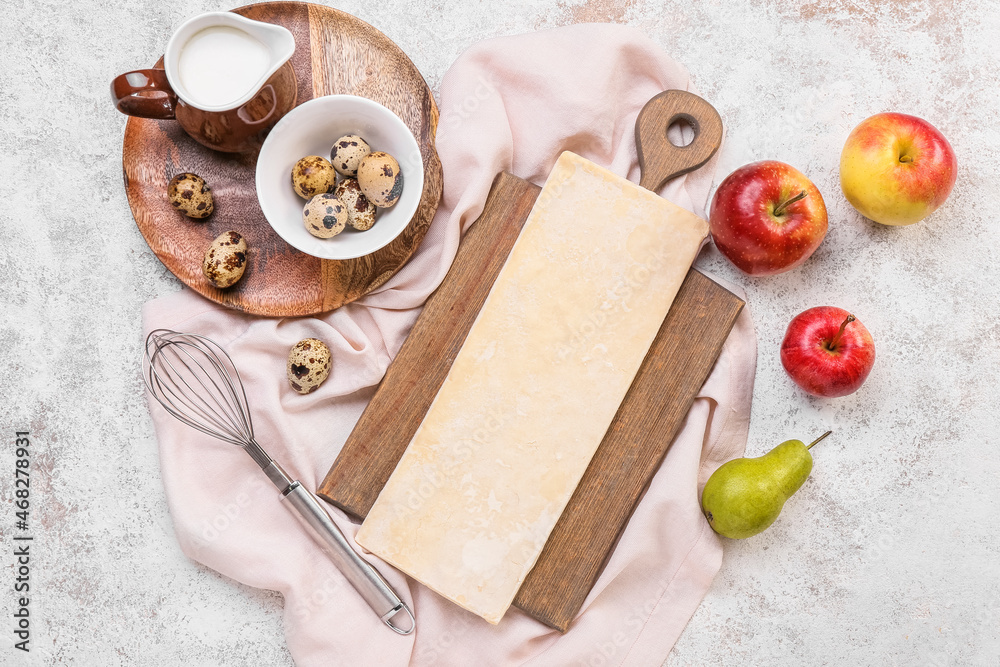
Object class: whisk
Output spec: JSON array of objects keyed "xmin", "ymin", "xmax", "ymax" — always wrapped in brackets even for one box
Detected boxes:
[{"xmin": 142, "ymin": 329, "xmax": 414, "ymax": 635}]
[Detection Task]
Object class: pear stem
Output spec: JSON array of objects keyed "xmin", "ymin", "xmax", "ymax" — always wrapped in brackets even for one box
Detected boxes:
[
  {"xmin": 773, "ymin": 190, "xmax": 807, "ymax": 216},
  {"xmin": 826, "ymin": 314, "xmax": 855, "ymax": 351},
  {"xmin": 807, "ymin": 431, "xmax": 832, "ymax": 449}
]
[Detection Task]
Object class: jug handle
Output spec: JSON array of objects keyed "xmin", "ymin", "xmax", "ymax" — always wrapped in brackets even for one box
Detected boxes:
[{"xmin": 111, "ymin": 69, "xmax": 177, "ymax": 119}]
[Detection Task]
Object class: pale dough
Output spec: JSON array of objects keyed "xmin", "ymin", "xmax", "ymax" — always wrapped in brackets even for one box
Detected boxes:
[{"xmin": 356, "ymin": 152, "xmax": 709, "ymax": 624}]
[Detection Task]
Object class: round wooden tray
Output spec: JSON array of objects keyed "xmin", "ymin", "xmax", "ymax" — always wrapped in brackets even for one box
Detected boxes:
[{"xmin": 123, "ymin": 2, "xmax": 443, "ymax": 316}]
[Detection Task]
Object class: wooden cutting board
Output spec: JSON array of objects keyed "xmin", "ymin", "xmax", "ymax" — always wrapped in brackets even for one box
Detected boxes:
[
  {"xmin": 319, "ymin": 119, "xmax": 745, "ymax": 630},
  {"xmin": 122, "ymin": 2, "xmax": 443, "ymax": 316}
]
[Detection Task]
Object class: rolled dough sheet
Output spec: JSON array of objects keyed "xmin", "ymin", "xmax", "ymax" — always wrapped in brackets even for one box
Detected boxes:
[{"xmin": 356, "ymin": 151, "xmax": 709, "ymax": 624}]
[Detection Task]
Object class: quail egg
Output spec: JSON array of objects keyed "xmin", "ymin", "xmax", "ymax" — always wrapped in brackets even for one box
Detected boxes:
[
  {"xmin": 168, "ymin": 172, "xmax": 214, "ymax": 219},
  {"xmin": 330, "ymin": 135, "xmax": 371, "ymax": 177},
  {"xmin": 287, "ymin": 338, "xmax": 332, "ymax": 394},
  {"xmin": 334, "ymin": 178, "xmax": 377, "ymax": 231},
  {"xmin": 291, "ymin": 156, "xmax": 338, "ymax": 199},
  {"xmin": 202, "ymin": 230, "xmax": 248, "ymax": 289},
  {"xmin": 303, "ymin": 193, "xmax": 348, "ymax": 238},
  {"xmin": 357, "ymin": 151, "xmax": 403, "ymax": 208}
]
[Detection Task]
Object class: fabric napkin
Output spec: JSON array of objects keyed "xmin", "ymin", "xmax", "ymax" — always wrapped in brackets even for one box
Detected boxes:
[{"xmin": 142, "ymin": 23, "xmax": 756, "ymax": 666}]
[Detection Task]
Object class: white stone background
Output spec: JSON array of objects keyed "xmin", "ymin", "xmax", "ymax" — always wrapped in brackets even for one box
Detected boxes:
[{"xmin": 1, "ymin": 0, "xmax": 998, "ymax": 664}]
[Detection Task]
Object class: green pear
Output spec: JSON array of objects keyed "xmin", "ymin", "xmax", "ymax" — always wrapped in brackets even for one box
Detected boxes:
[{"xmin": 701, "ymin": 431, "xmax": 831, "ymax": 539}]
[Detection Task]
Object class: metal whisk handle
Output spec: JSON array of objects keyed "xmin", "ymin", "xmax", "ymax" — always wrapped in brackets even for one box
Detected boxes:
[{"xmin": 281, "ymin": 482, "xmax": 415, "ymax": 635}]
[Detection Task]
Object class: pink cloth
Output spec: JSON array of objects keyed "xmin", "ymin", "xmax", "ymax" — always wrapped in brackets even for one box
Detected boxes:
[{"xmin": 143, "ymin": 23, "xmax": 756, "ymax": 666}]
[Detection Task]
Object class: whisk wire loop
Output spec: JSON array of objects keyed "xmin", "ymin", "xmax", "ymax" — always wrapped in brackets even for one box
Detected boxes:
[{"xmin": 143, "ymin": 330, "xmax": 257, "ymax": 448}]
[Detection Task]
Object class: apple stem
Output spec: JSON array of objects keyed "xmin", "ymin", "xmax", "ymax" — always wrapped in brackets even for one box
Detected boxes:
[
  {"xmin": 899, "ymin": 155, "xmax": 913, "ymax": 163},
  {"xmin": 807, "ymin": 431, "xmax": 832, "ymax": 450},
  {"xmin": 826, "ymin": 314, "xmax": 856, "ymax": 351},
  {"xmin": 773, "ymin": 190, "xmax": 807, "ymax": 216}
]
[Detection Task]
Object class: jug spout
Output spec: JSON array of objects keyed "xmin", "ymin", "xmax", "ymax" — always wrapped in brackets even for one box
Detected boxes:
[
  {"xmin": 162, "ymin": 11, "xmax": 296, "ymax": 113},
  {"xmin": 237, "ymin": 15, "xmax": 297, "ymax": 77}
]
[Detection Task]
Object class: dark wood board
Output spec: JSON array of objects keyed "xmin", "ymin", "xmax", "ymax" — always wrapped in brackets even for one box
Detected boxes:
[
  {"xmin": 122, "ymin": 2, "xmax": 443, "ymax": 316},
  {"xmin": 319, "ymin": 171, "xmax": 745, "ymax": 632}
]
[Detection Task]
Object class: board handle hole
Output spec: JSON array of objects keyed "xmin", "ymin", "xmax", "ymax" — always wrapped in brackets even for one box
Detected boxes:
[{"xmin": 666, "ymin": 116, "xmax": 697, "ymax": 148}]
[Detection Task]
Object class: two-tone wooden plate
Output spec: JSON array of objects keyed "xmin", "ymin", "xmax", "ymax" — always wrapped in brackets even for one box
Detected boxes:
[{"xmin": 123, "ymin": 2, "xmax": 443, "ymax": 316}]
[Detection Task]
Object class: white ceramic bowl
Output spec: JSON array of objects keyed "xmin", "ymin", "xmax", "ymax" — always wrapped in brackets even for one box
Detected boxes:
[{"xmin": 256, "ymin": 95, "xmax": 423, "ymax": 260}]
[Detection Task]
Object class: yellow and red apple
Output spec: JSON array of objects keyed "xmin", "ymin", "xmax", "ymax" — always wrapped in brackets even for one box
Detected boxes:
[{"xmin": 840, "ymin": 113, "xmax": 957, "ymax": 226}]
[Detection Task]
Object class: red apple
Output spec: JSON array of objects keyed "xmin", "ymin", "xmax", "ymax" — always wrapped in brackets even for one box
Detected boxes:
[
  {"xmin": 780, "ymin": 307, "xmax": 875, "ymax": 398},
  {"xmin": 709, "ymin": 161, "xmax": 828, "ymax": 276},
  {"xmin": 840, "ymin": 112, "xmax": 957, "ymax": 226}
]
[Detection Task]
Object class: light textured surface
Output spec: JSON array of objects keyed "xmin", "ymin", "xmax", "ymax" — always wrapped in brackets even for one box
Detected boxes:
[
  {"xmin": 357, "ymin": 152, "xmax": 708, "ymax": 624},
  {"xmin": 0, "ymin": 0, "xmax": 997, "ymax": 664}
]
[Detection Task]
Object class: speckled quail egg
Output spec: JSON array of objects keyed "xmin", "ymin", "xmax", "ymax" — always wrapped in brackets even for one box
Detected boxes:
[
  {"xmin": 357, "ymin": 151, "xmax": 403, "ymax": 208},
  {"xmin": 168, "ymin": 172, "xmax": 214, "ymax": 219},
  {"xmin": 286, "ymin": 338, "xmax": 332, "ymax": 394},
  {"xmin": 303, "ymin": 193, "xmax": 348, "ymax": 238},
  {"xmin": 202, "ymin": 230, "xmax": 248, "ymax": 289},
  {"xmin": 329, "ymin": 135, "xmax": 371, "ymax": 177},
  {"xmin": 334, "ymin": 178, "xmax": 377, "ymax": 231},
  {"xmin": 291, "ymin": 156, "xmax": 338, "ymax": 199}
]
